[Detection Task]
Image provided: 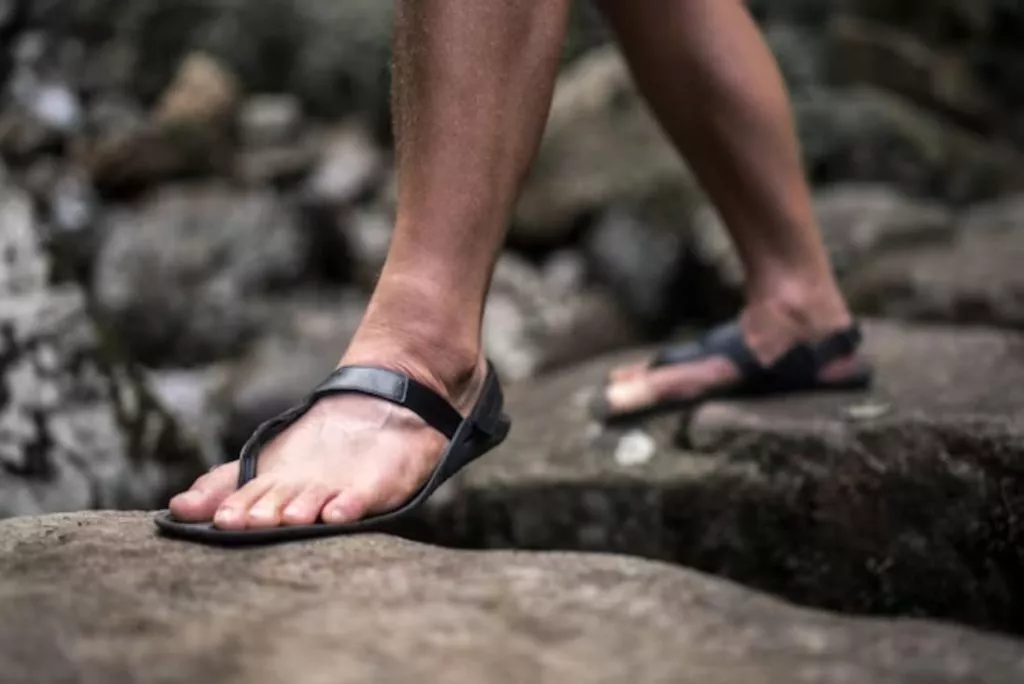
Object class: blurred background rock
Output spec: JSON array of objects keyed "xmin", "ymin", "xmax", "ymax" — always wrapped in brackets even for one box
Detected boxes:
[{"xmin": 1, "ymin": 0, "xmax": 1023, "ymax": 517}]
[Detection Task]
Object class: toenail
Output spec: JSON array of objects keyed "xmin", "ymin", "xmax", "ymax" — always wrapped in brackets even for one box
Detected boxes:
[
  {"xmin": 250, "ymin": 507, "xmax": 274, "ymax": 521},
  {"xmin": 174, "ymin": 492, "xmax": 200, "ymax": 504},
  {"xmin": 215, "ymin": 507, "xmax": 238, "ymax": 523},
  {"xmin": 323, "ymin": 508, "xmax": 346, "ymax": 523}
]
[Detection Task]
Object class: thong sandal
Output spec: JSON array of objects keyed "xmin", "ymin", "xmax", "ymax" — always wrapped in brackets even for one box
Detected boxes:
[
  {"xmin": 155, "ymin": 362, "xmax": 510, "ymax": 546},
  {"xmin": 591, "ymin": 320, "xmax": 872, "ymax": 424}
]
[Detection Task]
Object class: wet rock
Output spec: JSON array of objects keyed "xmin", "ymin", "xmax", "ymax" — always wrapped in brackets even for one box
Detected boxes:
[
  {"xmin": 514, "ymin": 46, "xmax": 701, "ymax": 247},
  {"xmin": 844, "ymin": 194, "xmax": 1024, "ymax": 328},
  {"xmin": 4, "ymin": 512, "xmax": 1024, "ymax": 684},
  {"xmin": 691, "ymin": 184, "xmax": 958, "ymax": 291},
  {"xmin": 220, "ymin": 290, "xmax": 366, "ymax": 451},
  {"xmin": 85, "ymin": 53, "xmax": 240, "ymax": 196},
  {"xmin": 0, "ymin": 184, "xmax": 211, "ymax": 518},
  {"xmin": 93, "ymin": 184, "xmax": 310, "ymax": 367},
  {"xmin": 238, "ymin": 94, "xmax": 303, "ymax": 148},
  {"xmin": 426, "ymin": 320, "xmax": 1024, "ymax": 635}
]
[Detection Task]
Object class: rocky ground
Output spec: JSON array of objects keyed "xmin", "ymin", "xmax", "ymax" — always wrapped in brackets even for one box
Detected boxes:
[{"xmin": 3, "ymin": 0, "xmax": 1024, "ymax": 681}]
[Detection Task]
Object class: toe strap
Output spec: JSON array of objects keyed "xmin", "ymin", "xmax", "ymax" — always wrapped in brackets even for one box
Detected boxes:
[{"xmin": 237, "ymin": 365, "xmax": 464, "ymax": 488}]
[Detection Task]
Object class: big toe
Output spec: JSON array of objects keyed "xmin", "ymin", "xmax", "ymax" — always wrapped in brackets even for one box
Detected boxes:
[{"xmin": 169, "ymin": 462, "xmax": 239, "ymax": 522}]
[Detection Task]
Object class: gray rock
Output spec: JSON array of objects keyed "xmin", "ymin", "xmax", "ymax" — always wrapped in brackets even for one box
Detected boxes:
[
  {"xmin": 425, "ymin": 320, "xmax": 1024, "ymax": 635},
  {"xmin": 93, "ymin": 184, "xmax": 310, "ymax": 367},
  {"xmin": 691, "ymin": 184, "xmax": 958, "ymax": 291},
  {"xmin": 303, "ymin": 123, "xmax": 384, "ymax": 209},
  {"xmin": 3, "ymin": 512, "xmax": 1024, "ymax": 684},
  {"xmin": 238, "ymin": 94, "xmax": 303, "ymax": 148},
  {"xmin": 0, "ymin": 184, "xmax": 211, "ymax": 518},
  {"xmin": 794, "ymin": 87, "xmax": 1023, "ymax": 201},
  {"xmin": 844, "ymin": 194, "xmax": 1024, "ymax": 328},
  {"xmin": 339, "ymin": 207, "xmax": 394, "ymax": 289},
  {"xmin": 514, "ymin": 46, "xmax": 701, "ymax": 247},
  {"xmin": 484, "ymin": 254, "xmax": 639, "ymax": 381}
]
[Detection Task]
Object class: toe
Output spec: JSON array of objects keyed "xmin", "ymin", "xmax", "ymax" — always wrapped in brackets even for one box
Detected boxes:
[
  {"xmin": 169, "ymin": 462, "xmax": 239, "ymax": 522},
  {"xmin": 246, "ymin": 481, "xmax": 304, "ymax": 529},
  {"xmin": 282, "ymin": 485, "xmax": 338, "ymax": 526},
  {"xmin": 213, "ymin": 477, "xmax": 274, "ymax": 530},
  {"xmin": 608, "ymin": 361, "xmax": 648, "ymax": 383},
  {"xmin": 602, "ymin": 356, "xmax": 739, "ymax": 417},
  {"xmin": 321, "ymin": 487, "xmax": 377, "ymax": 525}
]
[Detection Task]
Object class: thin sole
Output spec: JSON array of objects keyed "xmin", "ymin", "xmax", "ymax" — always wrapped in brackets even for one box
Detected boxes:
[{"xmin": 592, "ymin": 369, "xmax": 874, "ymax": 426}]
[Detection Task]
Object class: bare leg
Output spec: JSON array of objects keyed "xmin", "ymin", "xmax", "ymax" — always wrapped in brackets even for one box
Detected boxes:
[
  {"xmin": 597, "ymin": 0, "xmax": 864, "ymax": 415},
  {"xmin": 170, "ymin": 0, "xmax": 571, "ymax": 529}
]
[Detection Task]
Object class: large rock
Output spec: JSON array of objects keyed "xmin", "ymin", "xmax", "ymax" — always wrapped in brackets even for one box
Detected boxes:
[
  {"xmin": 425, "ymin": 320, "xmax": 1024, "ymax": 635},
  {"xmin": 513, "ymin": 46, "xmax": 701, "ymax": 247},
  {"xmin": 0, "ymin": 182, "xmax": 212, "ymax": 518},
  {"xmin": 2, "ymin": 512, "xmax": 1024, "ymax": 684},
  {"xmin": 794, "ymin": 87, "xmax": 1023, "ymax": 201},
  {"xmin": 844, "ymin": 194, "xmax": 1024, "ymax": 328},
  {"xmin": 93, "ymin": 184, "xmax": 311, "ymax": 367},
  {"xmin": 691, "ymin": 183, "xmax": 958, "ymax": 291}
]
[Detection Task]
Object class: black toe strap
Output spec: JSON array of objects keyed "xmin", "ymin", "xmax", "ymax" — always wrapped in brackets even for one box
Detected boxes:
[{"xmin": 237, "ymin": 366, "xmax": 464, "ymax": 488}]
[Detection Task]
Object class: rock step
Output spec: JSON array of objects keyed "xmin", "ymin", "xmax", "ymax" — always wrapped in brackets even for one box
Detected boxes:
[
  {"xmin": 421, "ymin": 320, "xmax": 1024, "ymax": 635},
  {"xmin": 2, "ymin": 512, "xmax": 1023, "ymax": 684}
]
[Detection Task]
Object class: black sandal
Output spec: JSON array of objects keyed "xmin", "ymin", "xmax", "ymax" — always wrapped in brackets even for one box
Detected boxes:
[
  {"xmin": 155, "ymin": 362, "xmax": 510, "ymax": 546},
  {"xmin": 592, "ymin": 321, "xmax": 872, "ymax": 424}
]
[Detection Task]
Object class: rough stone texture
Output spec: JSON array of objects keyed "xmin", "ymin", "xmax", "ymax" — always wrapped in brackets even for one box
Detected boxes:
[
  {"xmin": 844, "ymin": 195, "xmax": 1024, "ymax": 328},
  {"xmin": 692, "ymin": 183, "xmax": 958, "ymax": 291},
  {"xmin": 2, "ymin": 512, "xmax": 1024, "ymax": 684},
  {"xmin": 424, "ymin": 320, "xmax": 1024, "ymax": 634},
  {"xmin": 93, "ymin": 184, "xmax": 311, "ymax": 367},
  {"xmin": 513, "ymin": 46, "xmax": 701, "ymax": 247},
  {"xmin": 0, "ymin": 183, "xmax": 212, "ymax": 518}
]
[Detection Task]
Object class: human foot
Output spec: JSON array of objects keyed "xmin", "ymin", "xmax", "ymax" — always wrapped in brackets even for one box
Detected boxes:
[
  {"xmin": 597, "ymin": 294, "xmax": 871, "ymax": 420},
  {"xmin": 168, "ymin": 337, "xmax": 489, "ymax": 531}
]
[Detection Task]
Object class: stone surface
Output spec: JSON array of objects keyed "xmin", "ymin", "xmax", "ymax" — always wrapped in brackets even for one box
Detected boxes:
[
  {"xmin": 84, "ymin": 53, "xmax": 240, "ymax": 196},
  {"xmin": 424, "ymin": 320, "xmax": 1024, "ymax": 634},
  {"xmin": 514, "ymin": 46, "xmax": 701, "ymax": 247},
  {"xmin": 844, "ymin": 195, "xmax": 1024, "ymax": 328},
  {"xmin": 93, "ymin": 184, "xmax": 310, "ymax": 367},
  {"xmin": 692, "ymin": 183, "xmax": 958, "ymax": 291},
  {"xmin": 2, "ymin": 512, "xmax": 1024, "ymax": 684},
  {"xmin": 303, "ymin": 123, "xmax": 384, "ymax": 209},
  {"xmin": 0, "ymin": 183, "xmax": 211, "ymax": 518}
]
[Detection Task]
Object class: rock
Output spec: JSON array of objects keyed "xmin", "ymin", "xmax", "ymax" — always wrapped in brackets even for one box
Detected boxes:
[
  {"xmin": 93, "ymin": 184, "xmax": 311, "ymax": 367},
  {"xmin": 85, "ymin": 53, "xmax": 240, "ymax": 196},
  {"xmin": 827, "ymin": 16, "xmax": 998, "ymax": 130},
  {"xmin": 425, "ymin": 320, "xmax": 1024, "ymax": 635},
  {"xmin": 26, "ymin": 0, "xmax": 395, "ymax": 118},
  {"xmin": 234, "ymin": 135, "xmax": 320, "ymax": 187},
  {"xmin": 0, "ymin": 184, "xmax": 211, "ymax": 518},
  {"xmin": 339, "ymin": 207, "xmax": 393, "ymax": 289},
  {"xmin": 221, "ymin": 290, "xmax": 366, "ymax": 452},
  {"xmin": 584, "ymin": 197, "xmax": 689, "ymax": 330},
  {"xmin": 794, "ymin": 87, "xmax": 1024, "ymax": 201},
  {"xmin": 238, "ymin": 94, "xmax": 303, "ymax": 148},
  {"xmin": 302, "ymin": 123, "xmax": 384, "ymax": 209},
  {"xmin": 691, "ymin": 184, "xmax": 958, "ymax": 291},
  {"xmin": 3, "ymin": 512, "xmax": 1024, "ymax": 684},
  {"xmin": 483, "ymin": 254, "xmax": 639, "ymax": 381},
  {"xmin": 514, "ymin": 46, "xmax": 701, "ymax": 247},
  {"xmin": 844, "ymin": 194, "xmax": 1024, "ymax": 328}
]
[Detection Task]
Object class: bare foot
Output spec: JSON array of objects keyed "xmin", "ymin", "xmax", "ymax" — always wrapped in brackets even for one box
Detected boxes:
[
  {"xmin": 169, "ymin": 336, "xmax": 487, "ymax": 530},
  {"xmin": 601, "ymin": 295, "xmax": 867, "ymax": 418}
]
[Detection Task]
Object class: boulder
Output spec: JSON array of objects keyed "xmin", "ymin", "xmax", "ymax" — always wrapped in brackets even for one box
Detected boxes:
[
  {"xmin": 691, "ymin": 183, "xmax": 958, "ymax": 291},
  {"xmin": 0, "ymin": 182, "xmax": 212, "ymax": 518},
  {"xmin": 93, "ymin": 184, "xmax": 311, "ymax": 367},
  {"xmin": 844, "ymin": 194, "xmax": 1024, "ymax": 328},
  {"xmin": 2, "ymin": 512, "xmax": 1024, "ymax": 683},
  {"xmin": 513, "ymin": 46, "xmax": 701, "ymax": 247},
  {"xmin": 425, "ymin": 320, "xmax": 1024, "ymax": 635}
]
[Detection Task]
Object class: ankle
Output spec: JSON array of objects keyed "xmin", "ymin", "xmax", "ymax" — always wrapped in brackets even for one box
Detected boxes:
[
  {"xmin": 744, "ymin": 270, "xmax": 852, "ymax": 336},
  {"xmin": 343, "ymin": 276, "xmax": 484, "ymax": 404}
]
